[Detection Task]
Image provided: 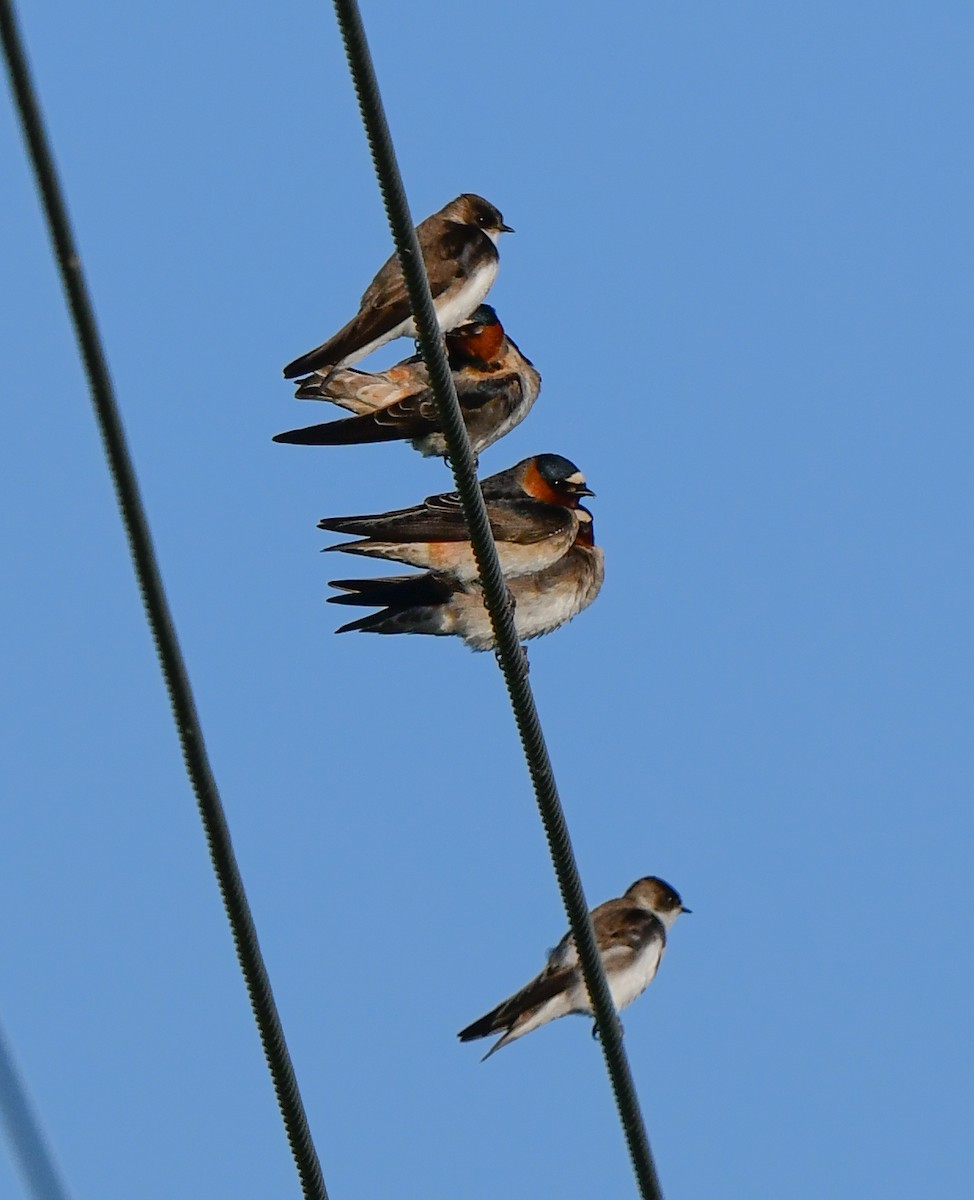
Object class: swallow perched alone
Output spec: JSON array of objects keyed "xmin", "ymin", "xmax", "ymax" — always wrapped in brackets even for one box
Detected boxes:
[
  {"xmin": 282, "ymin": 194, "xmax": 513, "ymax": 379},
  {"xmin": 458, "ymin": 877, "xmax": 689, "ymax": 1060},
  {"xmin": 318, "ymin": 454, "xmax": 593, "ymax": 583},
  {"xmin": 328, "ymin": 505, "xmax": 604, "ymax": 650},
  {"xmin": 273, "ymin": 306, "xmax": 540, "ymax": 458}
]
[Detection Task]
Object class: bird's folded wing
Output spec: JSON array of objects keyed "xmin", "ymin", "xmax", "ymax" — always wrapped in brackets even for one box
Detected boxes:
[
  {"xmin": 459, "ymin": 964, "xmax": 576, "ymax": 1041},
  {"xmin": 591, "ymin": 904, "xmax": 663, "ymax": 954},
  {"xmin": 320, "ymin": 499, "xmax": 571, "ymax": 545}
]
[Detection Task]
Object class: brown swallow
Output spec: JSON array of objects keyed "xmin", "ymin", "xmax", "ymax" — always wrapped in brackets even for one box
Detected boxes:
[
  {"xmin": 273, "ymin": 305, "xmax": 540, "ymax": 458},
  {"xmin": 459, "ymin": 877, "xmax": 689, "ymax": 1060},
  {"xmin": 327, "ymin": 506, "xmax": 604, "ymax": 650},
  {"xmin": 282, "ymin": 194, "xmax": 513, "ymax": 379},
  {"xmin": 318, "ymin": 454, "xmax": 592, "ymax": 583}
]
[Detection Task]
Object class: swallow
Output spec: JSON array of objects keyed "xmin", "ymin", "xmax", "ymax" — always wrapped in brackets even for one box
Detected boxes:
[
  {"xmin": 318, "ymin": 454, "xmax": 593, "ymax": 583},
  {"xmin": 273, "ymin": 305, "xmax": 540, "ymax": 458},
  {"xmin": 458, "ymin": 877, "xmax": 689, "ymax": 1060},
  {"xmin": 327, "ymin": 506, "xmax": 604, "ymax": 650},
  {"xmin": 282, "ymin": 194, "xmax": 513, "ymax": 379}
]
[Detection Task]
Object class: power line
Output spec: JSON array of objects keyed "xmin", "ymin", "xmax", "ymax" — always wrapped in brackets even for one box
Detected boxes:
[
  {"xmin": 329, "ymin": 3, "xmax": 665, "ymax": 1197},
  {"xmin": 0, "ymin": 1019, "xmax": 73, "ymax": 1200},
  {"xmin": 0, "ymin": 5, "xmax": 329, "ymax": 1199}
]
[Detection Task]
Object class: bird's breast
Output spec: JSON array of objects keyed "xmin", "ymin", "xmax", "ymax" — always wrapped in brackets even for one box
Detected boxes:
[{"xmin": 608, "ymin": 942, "xmax": 664, "ymax": 1011}]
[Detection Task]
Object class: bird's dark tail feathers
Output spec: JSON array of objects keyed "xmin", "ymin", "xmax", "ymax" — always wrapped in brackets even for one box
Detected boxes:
[
  {"xmin": 273, "ymin": 412, "xmax": 418, "ymax": 447},
  {"xmin": 328, "ymin": 574, "xmax": 451, "ymax": 609},
  {"xmin": 328, "ymin": 573, "xmax": 454, "ymax": 636}
]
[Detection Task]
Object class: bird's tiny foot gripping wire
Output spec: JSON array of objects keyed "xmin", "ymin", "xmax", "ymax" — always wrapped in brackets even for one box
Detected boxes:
[
  {"xmin": 591, "ymin": 1018, "xmax": 624, "ymax": 1042},
  {"xmin": 446, "ymin": 452, "xmax": 480, "ymax": 472}
]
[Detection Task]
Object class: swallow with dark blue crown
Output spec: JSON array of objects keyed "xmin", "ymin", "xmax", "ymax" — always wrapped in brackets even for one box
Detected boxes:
[
  {"xmin": 282, "ymin": 194, "xmax": 513, "ymax": 380},
  {"xmin": 274, "ymin": 306, "xmax": 540, "ymax": 458},
  {"xmin": 328, "ymin": 505, "xmax": 603, "ymax": 650},
  {"xmin": 458, "ymin": 877, "xmax": 689, "ymax": 1060},
  {"xmin": 318, "ymin": 453, "xmax": 593, "ymax": 583}
]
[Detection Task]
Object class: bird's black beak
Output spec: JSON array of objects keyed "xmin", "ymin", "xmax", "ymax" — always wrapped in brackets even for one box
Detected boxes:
[
  {"xmin": 681, "ymin": 906, "xmax": 692, "ymax": 914},
  {"xmin": 574, "ymin": 484, "xmax": 596, "ymax": 498},
  {"xmin": 500, "ymin": 223, "xmax": 515, "ymax": 234}
]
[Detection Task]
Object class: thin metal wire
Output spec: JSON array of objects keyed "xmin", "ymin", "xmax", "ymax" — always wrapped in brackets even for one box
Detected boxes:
[
  {"xmin": 0, "ymin": 1018, "xmax": 73, "ymax": 1200},
  {"xmin": 0, "ymin": 6, "xmax": 329, "ymax": 1198},
  {"xmin": 330, "ymin": 3, "xmax": 664, "ymax": 1197}
]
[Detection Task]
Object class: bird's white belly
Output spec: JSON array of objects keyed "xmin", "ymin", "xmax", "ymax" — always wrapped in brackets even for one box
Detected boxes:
[
  {"xmin": 609, "ymin": 943, "xmax": 664, "ymax": 1011},
  {"xmin": 430, "ymin": 261, "xmax": 498, "ymax": 332},
  {"xmin": 353, "ymin": 260, "xmax": 497, "ymax": 366}
]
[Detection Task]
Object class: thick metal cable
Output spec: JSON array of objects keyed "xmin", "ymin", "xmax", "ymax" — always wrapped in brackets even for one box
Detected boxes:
[
  {"xmin": 0, "ymin": 1019, "xmax": 73, "ymax": 1200},
  {"xmin": 0, "ymin": 6, "xmax": 329, "ymax": 1198},
  {"xmin": 330, "ymin": 3, "xmax": 664, "ymax": 1197}
]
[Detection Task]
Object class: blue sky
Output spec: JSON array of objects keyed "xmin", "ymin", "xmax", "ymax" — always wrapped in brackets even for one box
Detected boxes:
[{"xmin": 2, "ymin": 2, "xmax": 972, "ymax": 1197}]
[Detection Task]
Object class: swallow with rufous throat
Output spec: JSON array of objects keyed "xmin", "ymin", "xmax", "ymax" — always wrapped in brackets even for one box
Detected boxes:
[
  {"xmin": 282, "ymin": 194, "xmax": 513, "ymax": 379},
  {"xmin": 458, "ymin": 877, "xmax": 689, "ymax": 1060},
  {"xmin": 273, "ymin": 305, "xmax": 540, "ymax": 458},
  {"xmin": 327, "ymin": 505, "xmax": 604, "ymax": 650},
  {"xmin": 318, "ymin": 454, "xmax": 593, "ymax": 583}
]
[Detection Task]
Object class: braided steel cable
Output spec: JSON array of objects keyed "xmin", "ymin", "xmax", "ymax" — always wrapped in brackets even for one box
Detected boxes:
[
  {"xmin": 0, "ymin": 1019, "xmax": 73, "ymax": 1200},
  {"xmin": 0, "ymin": 6, "xmax": 328, "ymax": 1197},
  {"xmin": 330, "ymin": 3, "xmax": 665, "ymax": 1197}
]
